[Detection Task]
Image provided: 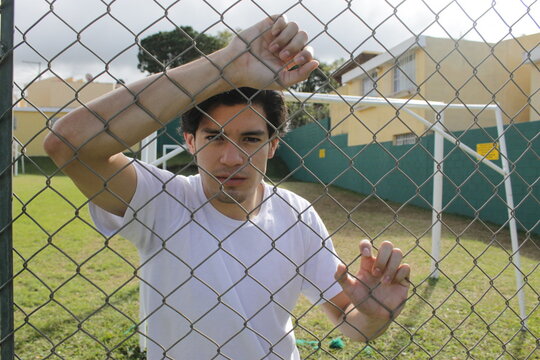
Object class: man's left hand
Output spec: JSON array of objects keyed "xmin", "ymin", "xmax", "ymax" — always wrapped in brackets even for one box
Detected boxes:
[{"xmin": 334, "ymin": 239, "xmax": 411, "ymax": 321}]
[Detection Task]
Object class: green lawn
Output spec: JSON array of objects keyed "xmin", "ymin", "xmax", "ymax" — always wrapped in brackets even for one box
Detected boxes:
[{"xmin": 11, "ymin": 174, "xmax": 539, "ymax": 359}]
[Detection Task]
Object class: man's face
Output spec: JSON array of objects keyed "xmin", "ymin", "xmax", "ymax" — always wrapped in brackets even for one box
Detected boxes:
[{"xmin": 184, "ymin": 103, "xmax": 279, "ymax": 214}]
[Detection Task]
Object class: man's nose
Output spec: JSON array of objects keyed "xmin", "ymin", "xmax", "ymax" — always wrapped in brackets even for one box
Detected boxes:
[{"xmin": 220, "ymin": 140, "xmax": 245, "ymax": 167}]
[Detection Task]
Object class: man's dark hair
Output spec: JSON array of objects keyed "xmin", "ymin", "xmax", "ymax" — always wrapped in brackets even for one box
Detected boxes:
[{"xmin": 181, "ymin": 87, "xmax": 288, "ymax": 137}]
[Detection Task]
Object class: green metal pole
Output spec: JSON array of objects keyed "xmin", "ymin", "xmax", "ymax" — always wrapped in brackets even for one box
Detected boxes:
[{"xmin": 0, "ymin": 0, "xmax": 14, "ymax": 358}]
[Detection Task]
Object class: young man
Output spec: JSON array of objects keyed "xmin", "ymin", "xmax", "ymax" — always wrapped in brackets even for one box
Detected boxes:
[{"xmin": 44, "ymin": 15, "xmax": 411, "ymax": 359}]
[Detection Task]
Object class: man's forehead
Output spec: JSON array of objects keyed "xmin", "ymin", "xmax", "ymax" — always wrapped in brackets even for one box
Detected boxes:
[{"xmin": 200, "ymin": 104, "xmax": 270, "ymax": 133}]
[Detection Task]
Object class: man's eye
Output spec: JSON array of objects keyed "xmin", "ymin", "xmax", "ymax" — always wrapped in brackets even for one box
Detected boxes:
[
  {"xmin": 206, "ymin": 134, "xmax": 223, "ymax": 141},
  {"xmin": 245, "ymin": 137, "xmax": 261, "ymax": 143}
]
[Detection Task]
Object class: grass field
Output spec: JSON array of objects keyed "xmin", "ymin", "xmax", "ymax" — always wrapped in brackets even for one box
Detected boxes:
[{"xmin": 11, "ymin": 174, "xmax": 539, "ymax": 359}]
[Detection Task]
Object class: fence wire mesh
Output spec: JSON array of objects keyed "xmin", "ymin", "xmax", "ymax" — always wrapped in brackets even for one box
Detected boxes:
[{"xmin": 2, "ymin": 0, "xmax": 540, "ymax": 359}]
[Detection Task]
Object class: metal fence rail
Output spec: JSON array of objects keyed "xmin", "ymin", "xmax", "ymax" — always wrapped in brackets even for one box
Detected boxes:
[{"xmin": 2, "ymin": 0, "xmax": 539, "ymax": 359}]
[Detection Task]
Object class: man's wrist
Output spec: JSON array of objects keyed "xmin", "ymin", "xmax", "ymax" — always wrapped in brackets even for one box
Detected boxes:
[
  {"xmin": 343, "ymin": 304, "xmax": 392, "ymax": 342},
  {"xmin": 208, "ymin": 46, "xmax": 246, "ymax": 91}
]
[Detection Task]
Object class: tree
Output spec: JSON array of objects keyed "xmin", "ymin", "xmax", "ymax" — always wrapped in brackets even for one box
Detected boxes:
[
  {"xmin": 287, "ymin": 59, "xmax": 344, "ymax": 129},
  {"xmin": 290, "ymin": 60, "xmax": 341, "ymax": 93},
  {"xmin": 137, "ymin": 27, "xmax": 231, "ymax": 74}
]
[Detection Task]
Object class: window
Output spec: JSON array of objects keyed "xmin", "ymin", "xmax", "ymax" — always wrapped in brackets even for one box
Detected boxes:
[
  {"xmin": 393, "ymin": 52, "xmax": 416, "ymax": 93},
  {"xmin": 394, "ymin": 132, "xmax": 417, "ymax": 146},
  {"xmin": 362, "ymin": 71, "xmax": 378, "ymax": 96}
]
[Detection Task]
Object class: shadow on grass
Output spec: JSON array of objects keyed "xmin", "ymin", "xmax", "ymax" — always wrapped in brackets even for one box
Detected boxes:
[
  {"xmin": 117, "ymin": 344, "xmax": 147, "ymax": 360},
  {"xmin": 402, "ymin": 277, "xmax": 439, "ymax": 327},
  {"xmin": 382, "ymin": 277, "xmax": 439, "ymax": 356},
  {"xmin": 508, "ymin": 330, "xmax": 531, "ymax": 359}
]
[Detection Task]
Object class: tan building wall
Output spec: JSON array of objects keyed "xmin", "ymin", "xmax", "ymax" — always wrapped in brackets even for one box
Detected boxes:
[
  {"xmin": 493, "ymin": 34, "xmax": 538, "ymax": 124},
  {"xmin": 331, "ymin": 33, "xmax": 540, "ymax": 147},
  {"xmin": 343, "ymin": 106, "xmax": 427, "ymax": 146},
  {"xmin": 530, "ymin": 56, "xmax": 540, "ymax": 122},
  {"xmin": 421, "ymin": 34, "xmax": 539, "ymax": 128},
  {"xmin": 18, "ymin": 77, "xmax": 117, "ymax": 108},
  {"xmin": 14, "ymin": 77, "xmax": 120, "ymax": 157},
  {"xmin": 13, "ymin": 107, "xmax": 142, "ymax": 157},
  {"xmin": 13, "ymin": 109, "xmax": 68, "ymax": 157},
  {"xmin": 421, "ymin": 37, "xmax": 498, "ymax": 131}
]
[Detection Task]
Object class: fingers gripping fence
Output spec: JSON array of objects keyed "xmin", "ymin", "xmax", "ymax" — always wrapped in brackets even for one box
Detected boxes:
[{"xmin": 2, "ymin": 0, "xmax": 540, "ymax": 359}]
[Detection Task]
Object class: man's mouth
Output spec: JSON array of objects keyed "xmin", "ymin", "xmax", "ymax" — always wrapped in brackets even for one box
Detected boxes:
[{"xmin": 215, "ymin": 175, "xmax": 247, "ymax": 186}]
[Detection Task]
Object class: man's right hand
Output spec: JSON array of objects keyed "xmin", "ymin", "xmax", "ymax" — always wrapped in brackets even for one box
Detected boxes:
[{"xmin": 222, "ymin": 15, "xmax": 319, "ymax": 90}]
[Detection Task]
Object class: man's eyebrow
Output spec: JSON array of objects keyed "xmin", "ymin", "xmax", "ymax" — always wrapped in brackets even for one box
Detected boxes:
[
  {"xmin": 200, "ymin": 128, "xmax": 221, "ymax": 134},
  {"xmin": 241, "ymin": 130, "xmax": 266, "ymax": 136},
  {"xmin": 199, "ymin": 128, "xmax": 267, "ymax": 137}
]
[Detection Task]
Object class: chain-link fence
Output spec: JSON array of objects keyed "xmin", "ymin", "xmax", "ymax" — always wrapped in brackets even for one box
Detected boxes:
[{"xmin": 2, "ymin": 0, "xmax": 539, "ymax": 359}]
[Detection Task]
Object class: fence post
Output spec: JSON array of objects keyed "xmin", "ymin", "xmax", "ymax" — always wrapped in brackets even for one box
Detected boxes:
[{"xmin": 0, "ymin": 0, "xmax": 14, "ymax": 358}]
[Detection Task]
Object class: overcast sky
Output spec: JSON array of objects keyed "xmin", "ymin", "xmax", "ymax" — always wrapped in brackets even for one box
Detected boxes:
[{"xmin": 14, "ymin": 0, "xmax": 539, "ymax": 88}]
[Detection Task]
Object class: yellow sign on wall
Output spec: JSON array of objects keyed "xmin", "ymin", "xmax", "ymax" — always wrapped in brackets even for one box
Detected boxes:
[
  {"xmin": 476, "ymin": 142, "xmax": 499, "ymax": 160},
  {"xmin": 319, "ymin": 149, "xmax": 326, "ymax": 158}
]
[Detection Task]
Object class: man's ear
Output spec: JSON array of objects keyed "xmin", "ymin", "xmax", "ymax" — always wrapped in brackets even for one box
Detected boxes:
[
  {"xmin": 267, "ymin": 137, "xmax": 280, "ymax": 159},
  {"xmin": 183, "ymin": 132, "xmax": 196, "ymax": 154}
]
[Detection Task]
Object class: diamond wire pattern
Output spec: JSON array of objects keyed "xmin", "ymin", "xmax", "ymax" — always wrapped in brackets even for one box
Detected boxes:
[{"xmin": 4, "ymin": 0, "xmax": 539, "ymax": 358}]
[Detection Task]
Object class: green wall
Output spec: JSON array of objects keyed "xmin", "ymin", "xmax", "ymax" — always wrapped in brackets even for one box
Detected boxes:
[
  {"xmin": 277, "ymin": 119, "xmax": 540, "ymax": 235},
  {"xmin": 156, "ymin": 118, "xmax": 184, "ymax": 156}
]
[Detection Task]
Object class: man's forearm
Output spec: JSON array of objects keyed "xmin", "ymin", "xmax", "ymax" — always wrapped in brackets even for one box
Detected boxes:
[
  {"xmin": 42, "ymin": 15, "xmax": 317, "ymax": 217},
  {"xmin": 48, "ymin": 48, "xmax": 236, "ymax": 162},
  {"xmin": 45, "ymin": 15, "xmax": 319, "ymax": 164}
]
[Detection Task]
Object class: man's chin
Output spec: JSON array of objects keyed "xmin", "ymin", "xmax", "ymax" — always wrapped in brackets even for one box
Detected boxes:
[{"xmin": 215, "ymin": 191, "xmax": 246, "ymax": 205}]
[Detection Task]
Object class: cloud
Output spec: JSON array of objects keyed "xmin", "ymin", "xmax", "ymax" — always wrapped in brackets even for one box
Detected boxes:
[{"xmin": 13, "ymin": 0, "xmax": 539, "ymax": 86}]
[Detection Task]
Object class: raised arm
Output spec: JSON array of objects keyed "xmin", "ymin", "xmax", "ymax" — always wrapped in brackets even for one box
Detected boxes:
[{"xmin": 43, "ymin": 15, "xmax": 318, "ymax": 216}]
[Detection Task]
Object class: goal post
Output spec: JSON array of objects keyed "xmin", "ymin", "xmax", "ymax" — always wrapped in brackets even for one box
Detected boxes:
[{"xmin": 282, "ymin": 91, "xmax": 527, "ymax": 328}]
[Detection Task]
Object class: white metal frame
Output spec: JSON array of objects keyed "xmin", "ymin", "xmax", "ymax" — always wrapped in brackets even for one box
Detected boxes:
[
  {"xmin": 141, "ymin": 91, "xmax": 527, "ymax": 329},
  {"xmin": 159, "ymin": 144, "xmax": 184, "ymax": 170},
  {"xmin": 283, "ymin": 91, "xmax": 527, "ymax": 329}
]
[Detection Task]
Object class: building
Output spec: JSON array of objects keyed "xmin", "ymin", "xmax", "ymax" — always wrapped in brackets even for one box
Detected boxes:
[
  {"xmin": 526, "ymin": 47, "xmax": 540, "ymax": 122},
  {"xmin": 13, "ymin": 76, "xmax": 119, "ymax": 157},
  {"xmin": 329, "ymin": 33, "xmax": 540, "ymax": 147}
]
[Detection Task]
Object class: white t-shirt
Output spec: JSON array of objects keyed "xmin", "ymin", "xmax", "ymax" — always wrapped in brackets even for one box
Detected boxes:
[{"xmin": 89, "ymin": 161, "xmax": 342, "ymax": 360}]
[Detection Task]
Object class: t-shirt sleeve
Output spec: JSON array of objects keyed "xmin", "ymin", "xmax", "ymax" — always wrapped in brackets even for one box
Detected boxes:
[
  {"xmin": 88, "ymin": 161, "xmax": 185, "ymax": 252},
  {"xmin": 300, "ymin": 207, "xmax": 343, "ymax": 306}
]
